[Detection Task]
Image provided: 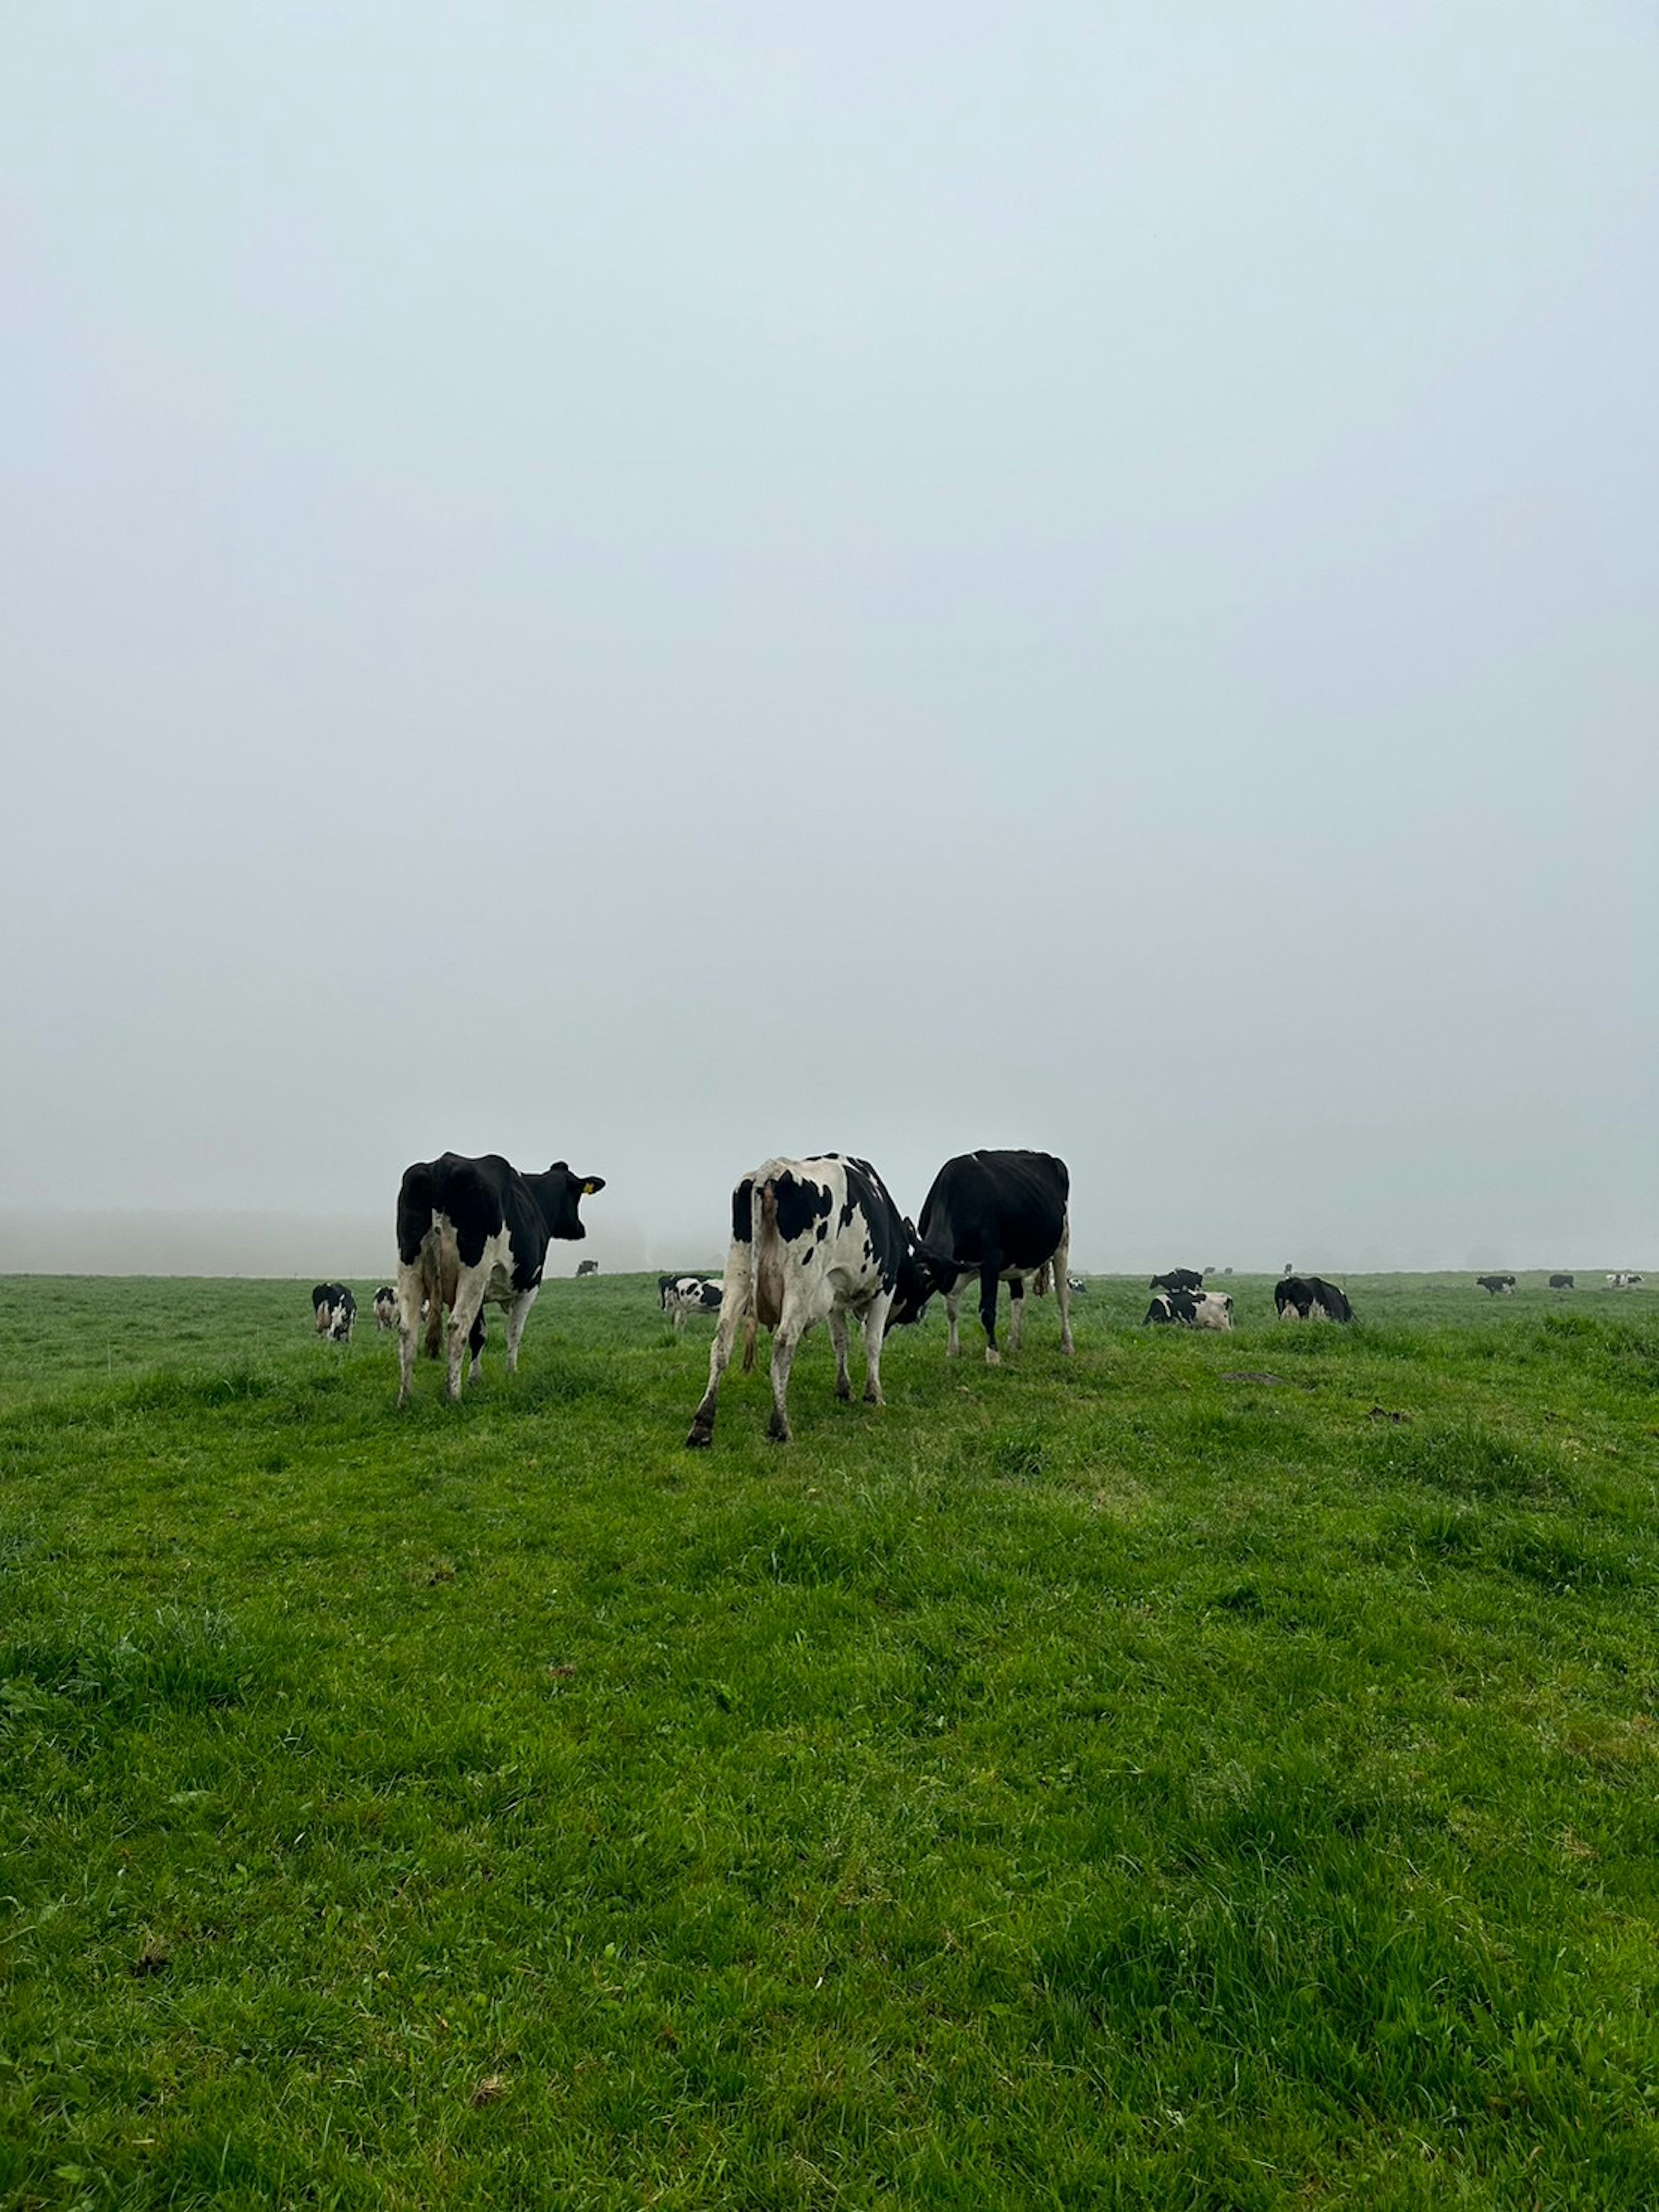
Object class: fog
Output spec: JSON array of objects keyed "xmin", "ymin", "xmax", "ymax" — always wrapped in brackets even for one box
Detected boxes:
[{"xmin": 5, "ymin": 4, "xmax": 1656, "ymax": 1277}]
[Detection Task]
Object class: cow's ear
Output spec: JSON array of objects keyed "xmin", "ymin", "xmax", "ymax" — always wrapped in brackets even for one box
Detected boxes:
[{"xmin": 580, "ymin": 1176, "xmax": 606, "ymax": 1195}]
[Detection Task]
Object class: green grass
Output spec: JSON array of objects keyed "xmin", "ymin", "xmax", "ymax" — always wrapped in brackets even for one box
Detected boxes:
[{"xmin": 3, "ymin": 1271, "xmax": 1658, "ymax": 2207}]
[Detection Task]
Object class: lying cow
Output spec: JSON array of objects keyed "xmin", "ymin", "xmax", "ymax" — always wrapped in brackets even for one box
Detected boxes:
[
  {"xmin": 372, "ymin": 1285, "xmax": 397, "ymax": 1331},
  {"xmin": 917, "ymin": 1149, "xmax": 1074, "ymax": 1365},
  {"xmin": 659, "ymin": 1274, "xmax": 725, "ymax": 1330},
  {"xmin": 686, "ymin": 1154, "xmax": 953, "ymax": 1446},
  {"xmin": 1145, "ymin": 1288, "xmax": 1233, "ymax": 1330},
  {"xmin": 395, "ymin": 1152, "xmax": 605, "ymax": 1403},
  {"xmin": 1275, "ymin": 1275, "xmax": 1354, "ymax": 1322},
  {"xmin": 311, "ymin": 1283, "xmax": 355, "ymax": 1343},
  {"xmin": 1476, "ymin": 1274, "xmax": 1516, "ymax": 1297}
]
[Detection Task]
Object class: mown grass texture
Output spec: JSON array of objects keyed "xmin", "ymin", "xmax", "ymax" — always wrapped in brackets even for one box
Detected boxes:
[{"xmin": 2, "ymin": 1270, "xmax": 1658, "ymax": 2208}]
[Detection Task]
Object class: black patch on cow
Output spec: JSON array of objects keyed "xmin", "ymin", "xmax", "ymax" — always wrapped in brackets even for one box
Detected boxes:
[
  {"xmin": 397, "ymin": 1152, "xmax": 604, "ymax": 1289},
  {"xmin": 774, "ymin": 1173, "xmax": 834, "ymax": 1246},
  {"xmin": 731, "ymin": 1177, "xmax": 754, "ymax": 1244}
]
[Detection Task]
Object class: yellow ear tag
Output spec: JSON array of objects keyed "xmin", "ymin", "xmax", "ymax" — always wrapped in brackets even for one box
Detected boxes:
[{"xmin": 582, "ymin": 1181, "xmax": 601, "ymax": 1194}]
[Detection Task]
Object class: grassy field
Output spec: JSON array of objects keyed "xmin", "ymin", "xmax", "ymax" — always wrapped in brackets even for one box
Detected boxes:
[{"xmin": 3, "ymin": 1269, "xmax": 1658, "ymax": 2208}]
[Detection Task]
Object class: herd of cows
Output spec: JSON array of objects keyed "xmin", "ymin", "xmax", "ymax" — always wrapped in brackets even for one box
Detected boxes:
[{"xmin": 301, "ymin": 1144, "xmax": 1644, "ymax": 1445}]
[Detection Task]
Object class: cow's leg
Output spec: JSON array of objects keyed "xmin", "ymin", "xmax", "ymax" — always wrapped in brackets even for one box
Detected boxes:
[
  {"xmin": 470, "ymin": 1305, "xmax": 489, "ymax": 1378},
  {"xmin": 862, "ymin": 1291, "xmax": 893, "ymax": 1405},
  {"xmin": 503, "ymin": 1286, "xmax": 538, "ymax": 1373},
  {"xmin": 422, "ymin": 1275, "xmax": 443, "ymax": 1360},
  {"xmin": 829, "ymin": 1308, "xmax": 853, "ymax": 1402},
  {"xmin": 687, "ymin": 1254, "xmax": 750, "ymax": 1447},
  {"xmin": 1052, "ymin": 1222, "xmax": 1074, "ymax": 1354},
  {"xmin": 766, "ymin": 1319, "xmax": 803, "ymax": 1443},
  {"xmin": 1007, "ymin": 1277, "xmax": 1026, "ymax": 1355},
  {"xmin": 445, "ymin": 1270, "xmax": 489, "ymax": 1401},
  {"xmin": 979, "ymin": 1257, "xmax": 1004, "ymax": 1365},
  {"xmin": 395, "ymin": 1263, "xmax": 425, "ymax": 1407},
  {"xmin": 741, "ymin": 1308, "xmax": 759, "ymax": 1373},
  {"xmin": 945, "ymin": 1285, "xmax": 963, "ymax": 1358}
]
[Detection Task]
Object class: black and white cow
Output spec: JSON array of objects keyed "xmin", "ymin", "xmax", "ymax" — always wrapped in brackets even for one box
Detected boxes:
[
  {"xmin": 1150, "ymin": 1268, "xmax": 1205, "ymax": 1295},
  {"xmin": 1607, "ymin": 1272, "xmax": 1644, "ymax": 1289},
  {"xmin": 1475, "ymin": 1274, "xmax": 1516, "ymax": 1297},
  {"xmin": 1275, "ymin": 1275, "xmax": 1354, "ymax": 1322},
  {"xmin": 686, "ymin": 1155, "xmax": 953, "ymax": 1447},
  {"xmin": 1549, "ymin": 1273, "xmax": 1575, "ymax": 1291},
  {"xmin": 372, "ymin": 1285, "xmax": 397, "ymax": 1331},
  {"xmin": 916, "ymin": 1150, "xmax": 1074, "ymax": 1365},
  {"xmin": 394, "ymin": 1153, "xmax": 606, "ymax": 1404},
  {"xmin": 576, "ymin": 1259, "xmax": 600, "ymax": 1277},
  {"xmin": 311, "ymin": 1283, "xmax": 355, "ymax": 1343},
  {"xmin": 1144, "ymin": 1287, "xmax": 1233, "ymax": 1330},
  {"xmin": 1066, "ymin": 1274, "xmax": 1088, "ymax": 1295},
  {"xmin": 659, "ymin": 1274, "xmax": 725, "ymax": 1331}
]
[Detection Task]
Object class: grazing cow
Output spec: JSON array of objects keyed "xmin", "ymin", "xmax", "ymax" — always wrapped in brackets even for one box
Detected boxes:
[
  {"xmin": 686, "ymin": 1154, "xmax": 953, "ymax": 1447},
  {"xmin": 372, "ymin": 1285, "xmax": 397, "ymax": 1331},
  {"xmin": 1145, "ymin": 1288, "xmax": 1233, "ymax": 1330},
  {"xmin": 311, "ymin": 1283, "xmax": 355, "ymax": 1343},
  {"xmin": 394, "ymin": 1153, "xmax": 606, "ymax": 1404},
  {"xmin": 1549, "ymin": 1273, "xmax": 1574, "ymax": 1291},
  {"xmin": 1607, "ymin": 1272, "xmax": 1644, "ymax": 1289},
  {"xmin": 1067, "ymin": 1274, "xmax": 1088, "ymax": 1295},
  {"xmin": 1150, "ymin": 1268, "xmax": 1205, "ymax": 1295},
  {"xmin": 917, "ymin": 1150, "xmax": 1075, "ymax": 1365},
  {"xmin": 1275, "ymin": 1276, "xmax": 1354, "ymax": 1323},
  {"xmin": 659, "ymin": 1274, "xmax": 725, "ymax": 1331},
  {"xmin": 576, "ymin": 1259, "xmax": 600, "ymax": 1277},
  {"xmin": 1475, "ymin": 1274, "xmax": 1516, "ymax": 1297}
]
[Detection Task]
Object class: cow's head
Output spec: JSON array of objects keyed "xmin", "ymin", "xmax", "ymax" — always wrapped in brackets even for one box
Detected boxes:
[
  {"xmin": 884, "ymin": 1222, "xmax": 962, "ymax": 1328},
  {"xmin": 534, "ymin": 1163, "xmax": 607, "ymax": 1240}
]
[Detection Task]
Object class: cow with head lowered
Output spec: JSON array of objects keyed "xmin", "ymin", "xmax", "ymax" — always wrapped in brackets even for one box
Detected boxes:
[
  {"xmin": 1275, "ymin": 1275, "xmax": 1354, "ymax": 1323},
  {"xmin": 916, "ymin": 1150, "xmax": 1074, "ymax": 1364},
  {"xmin": 394, "ymin": 1153, "xmax": 605, "ymax": 1404},
  {"xmin": 686, "ymin": 1155, "xmax": 954, "ymax": 1447},
  {"xmin": 312, "ymin": 1283, "xmax": 355, "ymax": 1343}
]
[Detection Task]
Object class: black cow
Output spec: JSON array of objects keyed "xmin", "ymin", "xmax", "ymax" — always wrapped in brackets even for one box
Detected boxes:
[
  {"xmin": 1275, "ymin": 1275, "xmax": 1354, "ymax": 1323},
  {"xmin": 686, "ymin": 1154, "xmax": 952, "ymax": 1446},
  {"xmin": 1475, "ymin": 1274, "xmax": 1516, "ymax": 1297},
  {"xmin": 1549, "ymin": 1273, "xmax": 1574, "ymax": 1291},
  {"xmin": 1150, "ymin": 1268, "xmax": 1205, "ymax": 1295},
  {"xmin": 311, "ymin": 1283, "xmax": 355, "ymax": 1343},
  {"xmin": 394, "ymin": 1153, "xmax": 605, "ymax": 1403},
  {"xmin": 916, "ymin": 1149, "xmax": 1074, "ymax": 1365}
]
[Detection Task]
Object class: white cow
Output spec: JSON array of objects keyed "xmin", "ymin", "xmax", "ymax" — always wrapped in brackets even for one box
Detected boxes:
[{"xmin": 686, "ymin": 1155, "xmax": 953, "ymax": 1447}]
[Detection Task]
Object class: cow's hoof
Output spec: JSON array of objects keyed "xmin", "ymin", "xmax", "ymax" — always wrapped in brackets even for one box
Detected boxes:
[
  {"xmin": 766, "ymin": 1415, "xmax": 792, "ymax": 1444},
  {"xmin": 985, "ymin": 1350, "xmax": 1001, "ymax": 1368},
  {"xmin": 685, "ymin": 1426, "xmax": 713, "ymax": 1450},
  {"xmin": 862, "ymin": 1390, "xmax": 883, "ymax": 1407}
]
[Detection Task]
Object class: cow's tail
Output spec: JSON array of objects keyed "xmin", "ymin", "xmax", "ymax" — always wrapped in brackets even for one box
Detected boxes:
[{"xmin": 753, "ymin": 1176, "xmax": 786, "ymax": 1331}]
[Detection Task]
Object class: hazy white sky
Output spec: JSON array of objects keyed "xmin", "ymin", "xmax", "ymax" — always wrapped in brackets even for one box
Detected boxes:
[{"xmin": 5, "ymin": 3, "xmax": 1656, "ymax": 1272}]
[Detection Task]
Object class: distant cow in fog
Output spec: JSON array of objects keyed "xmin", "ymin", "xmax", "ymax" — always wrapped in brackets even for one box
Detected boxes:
[
  {"xmin": 372, "ymin": 1286, "xmax": 397, "ymax": 1330},
  {"xmin": 1549, "ymin": 1274, "xmax": 1574, "ymax": 1292},
  {"xmin": 1607, "ymin": 1272, "xmax": 1644, "ymax": 1289},
  {"xmin": 311, "ymin": 1283, "xmax": 355, "ymax": 1343},
  {"xmin": 1275, "ymin": 1276, "xmax": 1354, "ymax": 1323},
  {"xmin": 1476, "ymin": 1274, "xmax": 1516, "ymax": 1297},
  {"xmin": 576, "ymin": 1259, "xmax": 600, "ymax": 1277}
]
